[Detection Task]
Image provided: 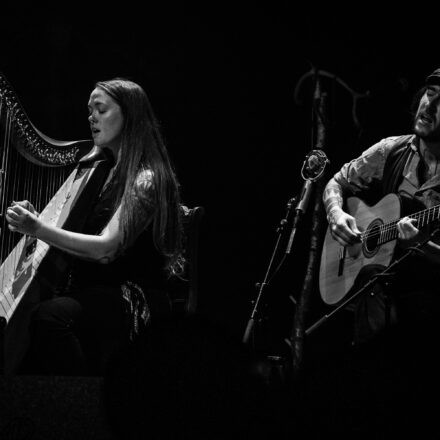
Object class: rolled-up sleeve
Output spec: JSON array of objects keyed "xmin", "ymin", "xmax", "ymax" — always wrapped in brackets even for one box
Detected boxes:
[{"xmin": 333, "ymin": 137, "xmax": 397, "ymax": 195}]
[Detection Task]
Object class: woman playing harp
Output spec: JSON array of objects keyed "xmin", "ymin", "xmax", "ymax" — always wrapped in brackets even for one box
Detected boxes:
[{"xmin": 6, "ymin": 78, "xmax": 183, "ymax": 376}]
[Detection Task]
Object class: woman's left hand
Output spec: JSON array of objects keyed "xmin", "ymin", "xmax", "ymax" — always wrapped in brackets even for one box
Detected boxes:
[{"xmin": 6, "ymin": 202, "xmax": 41, "ymax": 236}]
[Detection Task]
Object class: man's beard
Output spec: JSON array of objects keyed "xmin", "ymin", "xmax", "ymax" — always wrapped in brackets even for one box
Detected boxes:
[{"xmin": 413, "ymin": 117, "xmax": 440, "ymax": 143}]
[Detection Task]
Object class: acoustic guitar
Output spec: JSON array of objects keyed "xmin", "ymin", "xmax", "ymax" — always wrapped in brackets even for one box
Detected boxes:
[{"xmin": 319, "ymin": 193, "xmax": 440, "ymax": 305}]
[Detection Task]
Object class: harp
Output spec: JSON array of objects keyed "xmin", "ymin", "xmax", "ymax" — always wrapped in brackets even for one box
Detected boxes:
[{"xmin": 0, "ymin": 73, "xmax": 94, "ymax": 373}]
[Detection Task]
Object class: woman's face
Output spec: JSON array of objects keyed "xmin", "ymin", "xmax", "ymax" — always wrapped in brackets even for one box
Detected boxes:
[{"xmin": 88, "ymin": 87, "xmax": 124, "ymax": 150}]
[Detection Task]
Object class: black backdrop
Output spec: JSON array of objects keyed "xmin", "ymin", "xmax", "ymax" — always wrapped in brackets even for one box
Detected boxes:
[{"xmin": 0, "ymin": 7, "xmax": 434, "ymax": 357}]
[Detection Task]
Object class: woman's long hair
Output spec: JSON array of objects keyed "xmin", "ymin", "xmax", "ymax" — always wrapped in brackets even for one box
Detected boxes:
[{"xmin": 95, "ymin": 78, "xmax": 183, "ymax": 276}]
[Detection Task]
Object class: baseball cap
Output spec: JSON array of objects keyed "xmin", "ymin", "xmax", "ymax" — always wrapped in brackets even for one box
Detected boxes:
[{"xmin": 426, "ymin": 68, "xmax": 440, "ymax": 85}]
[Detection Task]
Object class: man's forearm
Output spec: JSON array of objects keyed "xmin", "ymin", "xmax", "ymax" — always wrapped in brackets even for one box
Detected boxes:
[{"xmin": 323, "ymin": 178, "xmax": 345, "ymax": 223}]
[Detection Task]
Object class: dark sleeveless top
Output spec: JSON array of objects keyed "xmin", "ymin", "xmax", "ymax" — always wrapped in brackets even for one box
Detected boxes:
[
  {"xmin": 66, "ymin": 176, "xmax": 166, "ymax": 293},
  {"xmin": 56, "ymin": 151, "xmax": 167, "ymax": 338}
]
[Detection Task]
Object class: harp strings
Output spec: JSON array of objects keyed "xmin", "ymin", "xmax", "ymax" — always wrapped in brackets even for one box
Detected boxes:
[{"xmin": 0, "ymin": 104, "xmax": 71, "ymax": 265}]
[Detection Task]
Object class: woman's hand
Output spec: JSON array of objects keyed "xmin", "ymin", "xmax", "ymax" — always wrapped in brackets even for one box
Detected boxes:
[{"xmin": 6, "ymin": 200, "xmax": 41, "ymax": 236}]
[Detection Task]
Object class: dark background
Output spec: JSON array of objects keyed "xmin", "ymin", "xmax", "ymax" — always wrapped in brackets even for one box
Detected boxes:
[
  {"xmin": 0, "ymin": 7, "xmax": 434, "ymax": 361},
  {"xmin": 3, "ymin": 6, "xmax": 440, "ymax": 437}
]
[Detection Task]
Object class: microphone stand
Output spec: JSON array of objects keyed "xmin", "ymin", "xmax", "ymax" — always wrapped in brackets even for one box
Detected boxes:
[
  {"xmin": 242, "ymin": 197, "xmax": 295, "ymax": 346},
  {"xmin": 286, "ymin": 150, "xmax": 329, "ymax": 256},
  {"xmin": 285, "ymin": 180, "xmax": 314, "ymax": 255},
  {"xmin": 242, "ymin": 150, "xmax": 329, "ymax": 346},
  {"xmin": 306, "ymin": 227, "xmax": 440, "ymax": 337}
]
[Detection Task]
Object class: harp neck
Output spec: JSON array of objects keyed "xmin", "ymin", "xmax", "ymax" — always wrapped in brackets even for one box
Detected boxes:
[{"xmin": 0, "ymin": 72, "xmax": 93, "ymax": 166}]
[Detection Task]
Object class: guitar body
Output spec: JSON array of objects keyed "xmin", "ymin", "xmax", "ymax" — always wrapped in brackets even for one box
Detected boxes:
[{"xmin": 319, "ymin": 193, "xmax": 401, "ymax": 305}]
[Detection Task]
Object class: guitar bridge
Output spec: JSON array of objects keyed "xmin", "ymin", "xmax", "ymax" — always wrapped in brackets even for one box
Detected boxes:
[{"xmin": 338, "ymin": 246, "xmax": 346, "ymax": 276}]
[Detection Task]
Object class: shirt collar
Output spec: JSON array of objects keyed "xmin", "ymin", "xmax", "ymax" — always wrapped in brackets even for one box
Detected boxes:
[{"xmin": 409, "ymin": 134, "xmax": 419, "ymax": 152}]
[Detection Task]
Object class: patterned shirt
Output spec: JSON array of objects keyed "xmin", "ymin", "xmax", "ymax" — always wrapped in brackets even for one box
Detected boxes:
[
  {"xmin": 323, "ymin": 134, "xmax": 440, "ymax": 290},
  {"xmin": 323, "ymin": 134, "xmax": 440, "ymax": 220}
]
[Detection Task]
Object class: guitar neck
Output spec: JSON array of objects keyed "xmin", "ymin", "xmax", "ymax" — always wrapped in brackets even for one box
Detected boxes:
[{"xmin": 371, "ymin": 204, "xmax": 440, "ymax": 245}]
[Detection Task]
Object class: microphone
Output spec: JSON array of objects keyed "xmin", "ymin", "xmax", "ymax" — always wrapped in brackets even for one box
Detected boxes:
[
  {"xmin": 301, "ymin": 150, "xmax": 329, "ymax": 181},
  {"xmin": 296, "ymin": 150, "xmax": 329, "ymax": 214},
  {"xmin": 285, "ymin": 150, "xmax": 329, "ymax": 254},
  {"xmin": 294, "ymin": 179, "xmax": 314, "ymax": 215}
]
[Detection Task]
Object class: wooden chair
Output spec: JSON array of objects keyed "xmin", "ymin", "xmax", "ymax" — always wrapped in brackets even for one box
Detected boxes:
[{"xmin": 167, "ymin": 205, "xmax": 205, "ymax": 317}]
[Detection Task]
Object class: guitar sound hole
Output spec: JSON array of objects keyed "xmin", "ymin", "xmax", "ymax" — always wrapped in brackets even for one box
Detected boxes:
[{"xmin": 363, "ymin": 220, "xmax": 382, "ymax": 258}]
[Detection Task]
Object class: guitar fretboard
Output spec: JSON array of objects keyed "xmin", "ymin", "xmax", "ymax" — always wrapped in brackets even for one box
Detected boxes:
[{"xmin": 362, "ymin": 204, "xmax": 440, "ymax": 245}]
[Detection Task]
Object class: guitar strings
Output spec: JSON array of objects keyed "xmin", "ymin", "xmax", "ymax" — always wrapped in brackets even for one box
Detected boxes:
[{"xmin": 359, "ymin": 205, "xmax": 440, "ymax": 243}]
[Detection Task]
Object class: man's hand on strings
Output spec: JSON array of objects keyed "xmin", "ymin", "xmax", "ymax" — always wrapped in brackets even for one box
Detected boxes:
[
  {"xmin": 329, "ymin": 209, "xmax": 362, "ymax": 247},
  {"xmin": 6, "ymin": 200, "xmax": 41, "ymax": 236},
  {"xmin": 397, "ymin": 217, "xmax": 427, "ymax": 249}
]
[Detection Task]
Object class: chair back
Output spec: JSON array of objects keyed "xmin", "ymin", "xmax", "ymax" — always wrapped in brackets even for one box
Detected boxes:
[{"xmin": 168, "ymin": 205, "xmax": 205, "ymax": 316}]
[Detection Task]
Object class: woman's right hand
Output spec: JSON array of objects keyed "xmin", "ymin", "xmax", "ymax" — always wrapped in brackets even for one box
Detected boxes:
[
  {"xmin": 329, "ymin": 209, "xmax": 362, "ymax": 247},
  {"xmin": 6, "ymin": 200, "xmax": 41, "ymax": 237},
  {"xmin": 13, "ymin": 200, "xmax": 38, "ymax": 216}
]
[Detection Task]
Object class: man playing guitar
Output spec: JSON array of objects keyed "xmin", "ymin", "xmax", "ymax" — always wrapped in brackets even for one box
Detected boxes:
[{"xmin": 322, "ymin": 67, "xmax": 440, "ymax": 356}]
